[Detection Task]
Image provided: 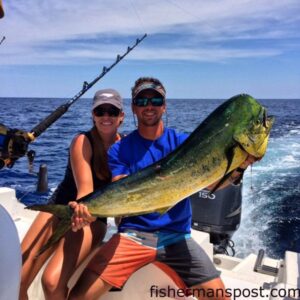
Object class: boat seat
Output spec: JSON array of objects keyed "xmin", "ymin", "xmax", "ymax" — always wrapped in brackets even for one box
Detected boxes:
[
  {"xmin": 233, "ymin": 253, "xmax": 279, "ymax": 275},
  {"xmin": 0, "ymin": 204, "xmax": 22, "ymax": 300},
  {"xmin": 282, "ymin": 251, "xmax": 300, "ymax": 287}
]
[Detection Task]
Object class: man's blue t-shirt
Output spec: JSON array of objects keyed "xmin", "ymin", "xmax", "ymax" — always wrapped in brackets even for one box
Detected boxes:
[{"xmin": 108, "ymin": 128, "xmax": 192, "ymax": 234}]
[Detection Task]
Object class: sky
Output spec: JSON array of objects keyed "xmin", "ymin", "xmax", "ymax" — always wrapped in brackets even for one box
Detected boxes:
[{"xmin": 0, "ymin": 0, "xmax": 300, "ymax": 99}]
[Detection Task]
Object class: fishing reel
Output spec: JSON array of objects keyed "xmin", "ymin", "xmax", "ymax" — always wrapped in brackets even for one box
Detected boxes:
[{"xmin": 0, "ymin": 123, "xmax": 35, "ymax": 170}]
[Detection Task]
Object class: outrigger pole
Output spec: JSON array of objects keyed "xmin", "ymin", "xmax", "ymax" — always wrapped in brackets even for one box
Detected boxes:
[{"xmin": 1, "ymin": 34, "xmax": 147, "ymax": 169}]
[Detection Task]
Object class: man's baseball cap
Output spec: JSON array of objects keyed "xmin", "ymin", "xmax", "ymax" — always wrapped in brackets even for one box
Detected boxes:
[{"xmin": 132, "ymin": 82, "xmax": 166, "ymax": 100}]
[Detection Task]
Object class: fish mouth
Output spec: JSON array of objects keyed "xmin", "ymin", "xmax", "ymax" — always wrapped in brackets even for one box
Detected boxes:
[
  {"xmin": 250, "ymin": 113, "xmax": 274, "ymax": 157},
  {"xmin": 233, "ymin": 107, "xmax": 275, "ymax": 158},
  {"xmin": 263, "ymin": 107, "xmax": 275, "ymax": 131}
]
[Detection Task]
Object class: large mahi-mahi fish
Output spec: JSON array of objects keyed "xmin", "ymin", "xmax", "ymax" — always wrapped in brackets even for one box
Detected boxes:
[{"xmin": 28, "ymin": 94, "xmax": 274, "ymax": 253}]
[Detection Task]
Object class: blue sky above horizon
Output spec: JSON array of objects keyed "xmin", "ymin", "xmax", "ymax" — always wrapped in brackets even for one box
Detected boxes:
[{"xmin": 0, "ymin": 0, "xmax": 300, "ymax": 99}]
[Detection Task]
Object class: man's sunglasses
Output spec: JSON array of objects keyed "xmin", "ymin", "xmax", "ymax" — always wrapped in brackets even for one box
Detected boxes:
[
  {"xmin": 93, "ymin": 106, "xmax": 121, "ymax": 117},
  {"xmin": 133, "ymin": 97, "xmax": 164, "ymax": 107}
]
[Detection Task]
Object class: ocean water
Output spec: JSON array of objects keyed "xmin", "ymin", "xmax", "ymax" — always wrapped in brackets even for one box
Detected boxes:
[{"xmin": 0, "ymin": 97, "xmax": 299, "ymax": 259}]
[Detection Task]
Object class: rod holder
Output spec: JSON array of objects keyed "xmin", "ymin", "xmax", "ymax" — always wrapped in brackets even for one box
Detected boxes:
[
  {"xmin": 37, "ymin": 164, "xmax": 48, "ymax": 193},
  {"xmin": 254, "ymin": 249, "xmax": 279, "ymax": 276}
]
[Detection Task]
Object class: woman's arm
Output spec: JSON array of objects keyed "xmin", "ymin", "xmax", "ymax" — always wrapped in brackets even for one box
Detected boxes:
[
  {"xmin": 70, "ymin": 134, "xmax": 94, "ymax": 199},
  {"xmin": 69, "ymin": 134, "xmax": 96, "ymax": 231}
]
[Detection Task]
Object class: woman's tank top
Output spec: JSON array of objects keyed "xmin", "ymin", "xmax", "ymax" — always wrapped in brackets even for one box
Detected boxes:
[{"xmin": 48, "ymin": 131, "xmax": 109, "ymax": 218}]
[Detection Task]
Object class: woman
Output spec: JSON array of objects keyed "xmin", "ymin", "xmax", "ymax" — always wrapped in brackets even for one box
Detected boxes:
[{"xmin": 20, "ymin": 89, "xmax": 124, "ymax": 300}]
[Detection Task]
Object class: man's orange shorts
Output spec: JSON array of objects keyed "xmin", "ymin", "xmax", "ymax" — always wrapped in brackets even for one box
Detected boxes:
[{"xmin": 87, "ymin": 231, "xmax": 220, "ymax": 289}]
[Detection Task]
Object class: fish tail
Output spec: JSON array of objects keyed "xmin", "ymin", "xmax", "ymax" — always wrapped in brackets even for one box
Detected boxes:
[
  {"xmin": 26, "ymin": 204, "xmax": 72, "ymax": 256},
  {"xmin": 37, "ymin": 219, "xmax": 71, "ymax": 256},
  {"xmin": 26, "ymin": 204, "xmax": 72, "ymax": 219}
]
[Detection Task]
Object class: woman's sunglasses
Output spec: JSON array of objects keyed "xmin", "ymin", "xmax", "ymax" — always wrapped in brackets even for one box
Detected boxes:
[
  {"xmin": 93, "ymin": 106, "xmax": 121, "ymax": 117},
  {"xmin": 133, "ymin": 97, "xmax": 164, "ymax": 107}
]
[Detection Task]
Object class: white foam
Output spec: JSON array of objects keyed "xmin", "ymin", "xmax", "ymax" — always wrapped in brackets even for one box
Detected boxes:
[
  {"xmin": 232, "ymin": 132, "xmax": 300, "ymax": 258},
  {"xmin": 282, "ymin": 155, "xmax": 297, "ymax": 163}
]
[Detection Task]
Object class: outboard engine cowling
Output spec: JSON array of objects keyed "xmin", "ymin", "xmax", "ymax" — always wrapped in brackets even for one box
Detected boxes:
[{"xmin": 190, "ymin": 184, "xmax": 242, "ymax": 255}]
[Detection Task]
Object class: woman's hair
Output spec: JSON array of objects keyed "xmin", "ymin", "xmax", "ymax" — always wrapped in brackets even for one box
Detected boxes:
[{"xmin": 90, "ymin": 126, "xmax": 112, "ymax": 182}]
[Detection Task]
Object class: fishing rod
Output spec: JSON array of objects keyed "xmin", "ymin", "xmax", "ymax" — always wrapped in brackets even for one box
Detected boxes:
[
  {"xmin": 31, "ymin": 34, "xmax": 147, "ymax": 138},
  {"xmin": 0, "ymin": 34, "xmax": 147, "ymax": 170}
]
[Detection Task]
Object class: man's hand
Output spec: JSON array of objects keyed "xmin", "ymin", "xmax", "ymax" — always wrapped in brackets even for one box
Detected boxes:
[
  {"xmin": 238, "ymin": 154, "xmax": 260, "ymax": 170},
  {"xmin": 69, "ymin": 201, "xmax": 96, "ymax": 232},
  {"xmin": 207, "ymin": 154, "xmax": 260, "ymax": 191},
  {"xmin": 228, "ymin": 154, "xmax": 260, "ymax": 185}
]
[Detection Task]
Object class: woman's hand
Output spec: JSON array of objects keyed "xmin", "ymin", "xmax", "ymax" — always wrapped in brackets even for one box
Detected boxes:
[{"xmin": 69, "ymin": 201, "xmax": 96, "ymax": 232}]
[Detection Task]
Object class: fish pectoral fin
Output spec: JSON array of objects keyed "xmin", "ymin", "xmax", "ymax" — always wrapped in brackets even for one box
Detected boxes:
[
  {"xmin": 26, "ymin": 204, "xmax": 72, "ymax": 256},
  {"xmin": 225, "ymin": 145, "xmax": 236, "ymax": 174},
  {"xmin": 210, "ymin": 145, "xmax": 236, "ymax": 194},
  {"xmin": 36, "ymin": 219, "xmax": 71, "ymax": 257}
]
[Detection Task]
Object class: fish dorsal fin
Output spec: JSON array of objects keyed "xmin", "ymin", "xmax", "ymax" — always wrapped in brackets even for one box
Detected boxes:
[
  {"xmin": 26, "ymin": 204, "xmax": 72, "ymax": 219},
  {"xmin": 36, "ymin": 219, "xmax": 71, "ymax": 257}
]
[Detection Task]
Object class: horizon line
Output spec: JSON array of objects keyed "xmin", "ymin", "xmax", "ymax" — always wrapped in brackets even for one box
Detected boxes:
[{"xmin": 0, "ymin": 96, "xmax": 299, "ymax": 100}]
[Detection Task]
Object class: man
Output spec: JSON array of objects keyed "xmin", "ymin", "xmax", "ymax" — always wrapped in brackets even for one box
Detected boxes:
[
  {"xmin": 0, "ymin": 0, "xmax": 4, "ymax": 18},
  {"xmin": 69, "ymin": 77, "xmax": 254, "ymax": 300}
]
